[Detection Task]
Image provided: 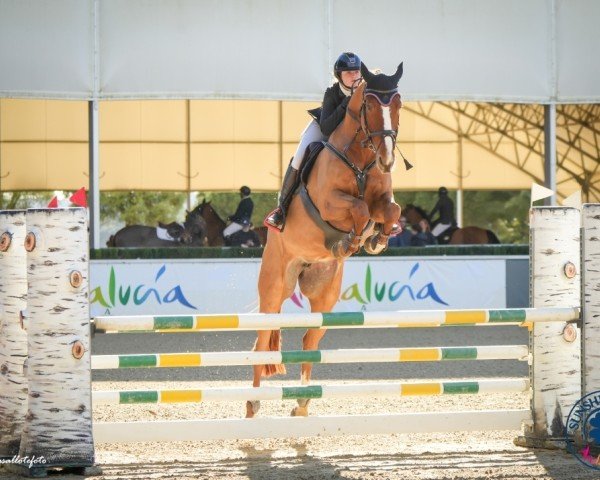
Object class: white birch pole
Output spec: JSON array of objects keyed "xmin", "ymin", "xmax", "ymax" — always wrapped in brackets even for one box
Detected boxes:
[
  {"xmin": 582, "ymin": 203, "xmax": 600, "ymax": 395},
  {"xmin": 17, "ymin": 208, "xmax": 94, "ymax": 473},
  {"xmin": 0, "ymin": 211, "xmax": 28, "ymax": 459},
  {"xmin": 519, "ymin": 207, "xmax": 582, "ymax": 446}
]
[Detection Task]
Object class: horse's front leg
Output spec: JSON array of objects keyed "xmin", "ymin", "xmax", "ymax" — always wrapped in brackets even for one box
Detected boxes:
[
  {"xmin": 291, "ymin": 328, "xmax": 327, "ymax": 417},
  {"xmin": 365, "ymin": 199, "xmax": 401, "ymax": 254},
  {"xmin": 321, "ymin": 191, "xmax": 370, "ymax": 258}
]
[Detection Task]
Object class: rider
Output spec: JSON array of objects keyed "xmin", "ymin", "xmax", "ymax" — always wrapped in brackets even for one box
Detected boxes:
[
  {"xmin": 223, "ymin": 186, "xmax": 254, "ymax": 239},
  {"xmin": 264, "ymin": 52, "xmax": 363, "ymax": 231},
  {"xmin": 429, "ymin": 187, "xmax": 456, "ymax": 237}
]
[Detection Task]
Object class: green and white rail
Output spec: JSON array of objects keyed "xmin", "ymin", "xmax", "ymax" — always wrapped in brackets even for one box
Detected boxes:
[
  {"xmin": 92, "ymin": 378, "xmax": 530, "ymax": 405},
  {"xmin": 91, "ymin": 345, "xmax": 530, "ymax": 369},
  {"xmin": 92, "ymin": 307, "xmax": 580, "ymax": 332}
]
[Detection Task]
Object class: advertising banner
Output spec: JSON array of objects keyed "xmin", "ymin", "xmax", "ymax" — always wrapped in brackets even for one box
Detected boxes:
[{"xmin": 90, "ymin": 257, "xmax": 506, "ymax": 317}]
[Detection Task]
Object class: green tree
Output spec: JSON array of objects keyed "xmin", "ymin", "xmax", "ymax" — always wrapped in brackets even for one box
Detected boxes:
[
  {"xmin": 0, "ymin": 191, "xmax": 54, "ymax": 209},
  {"xmin": 100, "ymin": 191, "xmax": 186, "ymax": 225},
  {"xmin": 463, "ymin": 190, "xmax": 530, "ymax": 244}
]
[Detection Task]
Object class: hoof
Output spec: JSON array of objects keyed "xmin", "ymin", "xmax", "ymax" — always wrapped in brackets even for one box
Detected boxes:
[
  {"xmin": 291, "ymin": 406, "xmax": 309, "ymax": 417},
  {"xmin": 364, "ymin": 234, "xmax": 387, "ymax": 255},
  {"xmin": 245, "ymin": 400, "xmax": 260, "ymax": 418}
]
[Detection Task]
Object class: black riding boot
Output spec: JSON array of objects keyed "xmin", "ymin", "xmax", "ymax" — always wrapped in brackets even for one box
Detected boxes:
[{"xmin": 264, "ymin": 164, "xmax": 299, "ymax": 231}]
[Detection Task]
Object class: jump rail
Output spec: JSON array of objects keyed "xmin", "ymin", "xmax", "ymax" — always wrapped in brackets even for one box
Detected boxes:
[
  {"xmin": 92, "ymin": 307, "xmax": 580, "ymax": 332},
  {"xmin": 92, "ymin": 379, "xmax": 530, "ymax": 405},
  {"xmin": 91, "ymin": 345, "xmax": 530, "ymax": 369}
]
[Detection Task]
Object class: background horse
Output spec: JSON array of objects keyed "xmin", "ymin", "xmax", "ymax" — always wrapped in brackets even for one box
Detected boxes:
[
  {"xmin": 189, "ymin": 200, "xmax": 268, "ymax": 247},
  {"xmin": 249, "ymin": 62, "xmax": 404, "ymax": 418},
  {"xmin": 107, "ymin": 212, "xmax": 207, "ymax": 247},
  {"xmin": 403, "ymin": 204, "xmax": 500, "ymax": 244}
]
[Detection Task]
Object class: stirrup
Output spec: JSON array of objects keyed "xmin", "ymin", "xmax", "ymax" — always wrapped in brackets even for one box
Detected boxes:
[{"xmin": 264, "ymin": 208, "xmax": 284, "ymax": 232}]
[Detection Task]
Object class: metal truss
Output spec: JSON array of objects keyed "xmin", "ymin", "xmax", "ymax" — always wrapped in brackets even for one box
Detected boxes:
[{"xmin": 406, "ymin": 102, "xmax": 600, "ymax": 201}]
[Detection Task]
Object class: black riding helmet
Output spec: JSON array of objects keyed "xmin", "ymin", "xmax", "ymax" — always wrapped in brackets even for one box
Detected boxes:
[
  {"xmin": 334, "ymin": 52, "xmax": 362, "ymax": 82},
  {"xmin": 240, "ymin": 186, "xmax": 251, "ymax": 196},
  {"xmin": 438, "ymin": 186, "xmax": 448, "ymax": 196}
]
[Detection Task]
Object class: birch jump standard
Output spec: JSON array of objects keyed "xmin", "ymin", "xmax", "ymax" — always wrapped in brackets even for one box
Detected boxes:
[{"xmin": 1, "ymin": 205, "xmax": 600, "ymax": 476}]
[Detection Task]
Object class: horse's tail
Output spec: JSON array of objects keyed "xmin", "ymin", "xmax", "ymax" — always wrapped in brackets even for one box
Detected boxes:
[
  {"xmin": 259, "ymin": 331, "xmax": 286, "ymax": 377},
  {"xmin": 106, "ymin": 235, "xmax": 116, "ymax": 247},
  {"xmin": 486, "ymin": 230, "xmax": 501, "ymax": 244}
]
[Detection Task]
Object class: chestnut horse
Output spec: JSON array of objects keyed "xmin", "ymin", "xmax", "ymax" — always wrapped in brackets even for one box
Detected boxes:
[
  {"xmin": 403, "ymin": 204, "xmax": 500, "ymax": 244},
  {"xmin": 247, "ymin": 63, "xmax": 404, "ymax": 418}
]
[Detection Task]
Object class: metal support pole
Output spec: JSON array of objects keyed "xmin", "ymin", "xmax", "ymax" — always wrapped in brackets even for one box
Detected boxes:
[
  {"xmin": 543, "ymin": 104, "xmax": 557, "ymax": 206},
  {"xmin": 88, "ymin": 100, "xmax": 100, "ymax": 249},
  {"xmin": 457, "ymin": 135, "xmax": 464, "ymax": 227}
]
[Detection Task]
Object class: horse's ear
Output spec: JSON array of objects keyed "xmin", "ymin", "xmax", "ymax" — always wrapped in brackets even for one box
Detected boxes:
[
  {"xmin": 392, "ymin": 62, "xmax": 403, "ymax": 85},
  {"xmin": 360, "ymin": 63, "xmax": 373, "ymax": 84}
]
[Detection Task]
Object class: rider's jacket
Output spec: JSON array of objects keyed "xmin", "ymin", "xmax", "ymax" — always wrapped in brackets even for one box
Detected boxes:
[
  {"xmin": 308, "ymin": 83, "xmax": 350, "ymax": 138},
  {"xmin": 229, "ymin": 197, "xmax": 254, "ymax": 224},
  {"xmin": 430, "ymin": 196, "xmax": 456, "ymax": 225}
]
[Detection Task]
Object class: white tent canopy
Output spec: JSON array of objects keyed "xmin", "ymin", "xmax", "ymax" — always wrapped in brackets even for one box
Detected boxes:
[{"xmin": 1, "ymin": 0, "xmax": 599, "ymax": 103}]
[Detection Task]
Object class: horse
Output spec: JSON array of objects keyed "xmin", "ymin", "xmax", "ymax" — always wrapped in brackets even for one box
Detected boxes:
[
  {"xmin": 403, "ymin": 204, "xmax": 500, "ymax": 244},
  {"xmin": 248, "ymin": 62, "xmax": 404, "ymax": 419},
  {"xmin": 107, "ymin": 212, "xmax": 208, "ymax": 247},
  {"xmin": 188, "ymin": 200, "xmax": 268, "ymax": 247}
]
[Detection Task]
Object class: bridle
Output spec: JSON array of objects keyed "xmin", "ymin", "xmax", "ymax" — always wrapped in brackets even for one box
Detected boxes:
[
  {"xmin": 323, "ymin": 79, "xmax": 412, "ymax": 199},
  {"xmin": 343, "ymin": 81, "xmax": 413, "ymax": 171},
  {"xmin": 343, "ymin": 81, "xmax": 400, "ymax": 156}
]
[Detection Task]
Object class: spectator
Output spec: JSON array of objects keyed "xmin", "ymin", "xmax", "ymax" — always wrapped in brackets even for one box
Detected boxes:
[
  {"xmin": 388, "ymin": 216, "xmax": 414, "ymax": 247},
  {"xmin": 411, "ymin": 219, "xmax": 437, "ymax": 246},
  {"xmin": 223, "ymin": 186, "xmax": 253, "ymax": 239}
]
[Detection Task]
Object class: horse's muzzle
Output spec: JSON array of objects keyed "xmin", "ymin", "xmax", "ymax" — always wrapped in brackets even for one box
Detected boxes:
[{"xmin": 377, "ymin": 156, "xmax": 395, "ymax": 174}]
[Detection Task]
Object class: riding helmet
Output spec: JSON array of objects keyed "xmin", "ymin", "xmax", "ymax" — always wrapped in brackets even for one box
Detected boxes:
[
  {"xmin": 334, "ymin": 52, "xmax": 361, "ymax": 81},
  {"xmin": 438, "ymin": 186, "xmax": 448, "ymax": 195},
  {"xmin": 240, "ymin": 186, "xmax": 251, "ymax": 196}
]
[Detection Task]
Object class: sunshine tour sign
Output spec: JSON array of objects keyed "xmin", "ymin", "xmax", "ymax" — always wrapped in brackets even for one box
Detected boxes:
[{"xmin": 89, "ymin": 257, "xmax": 506, "ymax": 316}]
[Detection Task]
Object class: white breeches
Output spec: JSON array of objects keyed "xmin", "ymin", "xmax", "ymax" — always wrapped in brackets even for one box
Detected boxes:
[
  {"xmin": 223, "ymin": 222, "xmax": 243, "ymax": 237},
  {"xmin": 290, "ymin": 119, "xmax": 325, "ymax": 170},
  {"xmin": 431, "ymin": 223, "xmax": 451, "ymax": 237}
]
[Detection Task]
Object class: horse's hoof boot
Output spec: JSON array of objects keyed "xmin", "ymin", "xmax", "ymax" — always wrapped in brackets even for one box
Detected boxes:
[
  {"xmin": 291, "ymin": 406, "xmax": 309, "ymax": 417},
  {"xmin": 246, "ymin": 400, "xmax": 261, "ymax": 417}
]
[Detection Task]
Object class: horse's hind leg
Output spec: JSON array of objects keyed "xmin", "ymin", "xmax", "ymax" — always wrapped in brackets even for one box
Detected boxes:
[{"xmin": 292, "ymin": 260, "xmax": 344, "ymax": 417}]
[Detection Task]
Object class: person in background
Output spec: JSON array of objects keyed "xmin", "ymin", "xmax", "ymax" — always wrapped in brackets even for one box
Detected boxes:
[
  {"xmin": 388, "ymin": 216, "xmax": 415, "ymax": 247},
  {"xmin": 429, "ymin": 186, "xmax": 456, "ymax": 238},
  {"xmin": 264, "ymin": 52, "xmax": 363, "ymax": 232},
  {"xmin": 223, "ymin": 186, "xmax": 253, "ymax": 239},
  {"xmin": 411, "ymin": 219, "xmax": 437, "ymax": 246}
]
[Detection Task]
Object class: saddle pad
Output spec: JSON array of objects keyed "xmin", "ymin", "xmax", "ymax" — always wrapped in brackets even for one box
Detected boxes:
[{"xmin": 156, "ymin": 226, "xmax": 177, "ymax": 242}]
